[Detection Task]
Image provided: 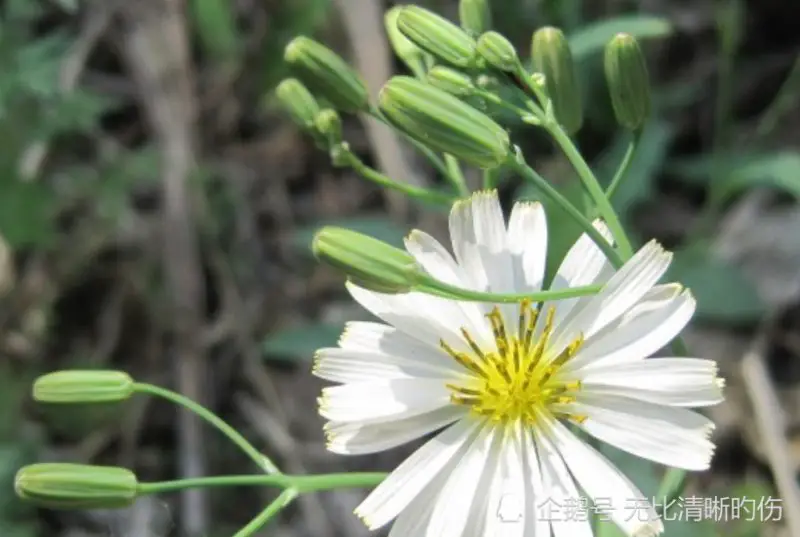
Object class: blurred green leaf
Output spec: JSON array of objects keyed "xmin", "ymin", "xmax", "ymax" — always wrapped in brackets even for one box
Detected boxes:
[
  {"xmin": 728, "ymin": 481, "xmax": 775, "ymax": 537},
  {"xmin": 262, "ymin": 322, "xmax": 344, "ymax": 362},
  {"xmin": 596, "ymin": 120, "xmax": 674, "ymax": 218},
  {"xmin": 0, "ymin": 181, "xmax": 55, "ymax": 248},
  {"xmin": 667, "ymin": 249, "xmax": 765, "ymax": 323},
  {"xmin": 291, "ymin": 216, "xmax": 408, "ymax": 253},
  {"xmin": 189, "ymin": 0, "xmax": 240, "ymax": 62},
  {"xmin": 671, "ymin": 151, "xmax": 800, "ymax": 203},
  {"xmin": 569, "ymin": 16, "xmax": 673, "ymax": 60}
]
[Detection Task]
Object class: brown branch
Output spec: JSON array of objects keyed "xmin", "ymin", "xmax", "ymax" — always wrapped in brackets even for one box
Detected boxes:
[{"xmin": 118, "ymin": 0, "xmax": 208, "ymax": 535}]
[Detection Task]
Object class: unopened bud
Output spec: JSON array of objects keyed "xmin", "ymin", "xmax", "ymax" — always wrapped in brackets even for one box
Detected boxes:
[
  {"xmin": 314, "ymin": 109, "xmax": 342, "ymax": 144},
  {"xmin": 313, "ymin": 227, "xmax": 420, "ymax": 293},
  {"xmin": 604, "ymin": 33, "xmax": 651, "ymax": 130},
  {"xmin": 477, "ymin": 31, "xmax": 519, "ymax": 72},
  {"xmin": 426, "ymin": 66, "xmax": 475, "ymax": 96},
  {"xmin": 15, "ymin": 463, "xmax": 138, "ymax": 510},
  {"xmin": 275, "ymin": 78, "xmax": 320, "ymax": 131},
  {"xmin": 379, "ymin": 76, "xmax": 510, "ymax": 168},
  {"xmin": 284, "ymin": 36, "xmax": 368, "ymax": 113},
  {"xmin": 531, "ymin": 26, "xmax": 583, "ymax": 135},
  {"xmin": 385, "ymin": 6, "xmax": 430, "ymax": 73},
  {"xmin": 459, "ymin": 0, "xmax": 492, "ymax": 35},
  {"xmin": 33, "ymin": 370, "xmax": 134, "ymax": 404},
  {"xmin": 397, "ymin": 6, "xmax": 477, "ymax": 68}
]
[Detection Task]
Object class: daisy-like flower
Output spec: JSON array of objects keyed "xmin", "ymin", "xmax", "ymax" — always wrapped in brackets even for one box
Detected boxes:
[{"xmin": 313, "ymin": 190, "xmax": 723, "ymax": 537}]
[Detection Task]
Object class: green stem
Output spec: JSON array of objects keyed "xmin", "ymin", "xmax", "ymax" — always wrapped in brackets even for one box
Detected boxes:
[
  {"xmin": 133, "ymin": 383, "xmax": 280, "ymax": 474},
  {"xmin": 605, "ymin": 131, "xmax": 640, "ymax": 200},
  {"xmin": 546, "ymin": 123, "xmax": 634, "ymax": 259},
  {"xmin": 233, "ymin": 488, "xmax": 297, "ymax": 537},
  {"xmin": 474, "ymin": 88, "xmax": 540, "ymax": 122},
  {"xmin": 346, "ymin": 154, "xmax": 455, "ymax": 206},
  {"xmin": 416, "ymin": 278, "xmax": 603, "ymax": 303},
  {"xmin": 508, "ymin": 156, "xmax": 624, "ymax": 269},
  {"xmin": 137, "ymin": 472, "xmax": 387, "ymax": 495},
  {"xmin": 444, "ymin": 154, "xmax": 470, "ymax": 197}
]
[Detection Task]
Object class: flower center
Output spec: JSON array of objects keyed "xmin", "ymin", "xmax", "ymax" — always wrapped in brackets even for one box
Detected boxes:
[{"xmin": 441, "ymin": 300, "xmax": 586, "ymax": 426}]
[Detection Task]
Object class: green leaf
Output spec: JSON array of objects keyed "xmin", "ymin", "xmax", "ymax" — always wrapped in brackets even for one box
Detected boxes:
[
  {"xmin": 291, "ymin": 216, "xmax": 408, "ymax": 254},
  {"xmin": 569, "ymin": 16, "xmax": 673, "ymax": 60},
  {"xmin": 667, "ymin": 250, "xmax": 766, "ymax": 323},
  {"xmin": 189, "ymin": 0, "xmax": 241, "ymax": 62},
  {"xmin": 262, "ymin": 322, "xmax": 344, "ymax": 362},
  {"xmin": 0, "ymin": 181, "xmax": 55, "ymax": 248},
  {"xmin": 671, "ymin": 152, "xmax": 800, "ymax": 203},
  {"xmin": 596, "ymin": 120, "xmax": 674, "ymax": 217}
]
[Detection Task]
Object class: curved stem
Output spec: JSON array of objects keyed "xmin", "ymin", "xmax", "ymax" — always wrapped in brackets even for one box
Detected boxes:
[
  {"xmin": 546, "ymin": 123, "xmax": 634, "ymax": 259},
  {"xmin": 133, "ymin": 383, "xmax": 280, "ymax": 474},
  {"xmin": 137, "ymin": 472, "xmax": 387, "ymax": 495},
  {"xmin": 444, "ymin": 154, "xmax": 470, "ymax": 197},
  {"xmin": 605, "ymin": 131, "xmax": 639, "ymax": 200},
  {"xmin": 416, "ymin": 278, "xmax": 603, "ymax": 303},
  {"xmin": 346, "ymin": 154, "xmax": 455, "ymax": 206},
  {"xmin": 233, "ymin": 488, "xmax": 297, "ymax": 537},
  {"xmin": 508, "ymin": 156, "xmax": 624, "ymax": 269}
]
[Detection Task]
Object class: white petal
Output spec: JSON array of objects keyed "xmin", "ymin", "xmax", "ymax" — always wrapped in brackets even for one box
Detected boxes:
[
  {"xmin": 313, "ymin": 347, "xmax": 458, "ymax": 383},
  {"xmin": 572, "ymin": 358, "xmax": 724, "ymax": 407},
  {"xmin": 356, "ymin": 418, "xmax": 481, "ymax": 530},
  {"xmin": 425, "ymin": 425, "xmax": 498, "ymax": 537},
  {"xmin": 346, "ymin": 283, "xmax": 484, "ymax": 355},
  {"xmin": 326, "ymin": 405, "xmax": 466, "ymax": 455},
  {"xmin": 481, "ymin": 428, "xmax": 527, "ymax": 537},
  {"xmin": 449, "ymin": 196, "xmax": 487, "ymax": 291},
  {"xmin": 550, "ymin": 240, "xmax": 672, "ymax": 356},
  {"xmin": 543, "ymin": 417, "xmax": 663, "ymax": 537},
  {"xmin": 318, "ymin": 379, "xmax": 450, "ymax": 422},
  {"xmin": 520, "ymin": 423, "xmax": 552, "ymax": 537},
  {"xmin": 566, "ymin": 286, "xmax": 696, "ymax": 371},
  {"xmin": 338, "ymin": 321, "xmax": 456, "ymax": 370},
  {"xmin": 405, "ymin": 230, "xmax": 494, "ymax": 346},
  {"xmin": 460, "ymin": 426, "xmax": 507, "ymax": 537},
  {"xmin": 561, "ymin": 393, "xmax": 715, "ymax": 470},
  {"xmin": 507, "ymin": 201, "xmax": 547, "ymax": 294},
  {"xmin": 533, "ymin": 424, "xmax": 594, "ymax": 537},
  {"xmin": 544, "ymin": 220, "xmax": 615, "ymax": 333}
]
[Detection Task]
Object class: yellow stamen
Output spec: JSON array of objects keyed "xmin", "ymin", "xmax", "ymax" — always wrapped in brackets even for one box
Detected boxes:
[{"xmin": 443, "ymin": 301, "xmax": 585, "ymax": 426}]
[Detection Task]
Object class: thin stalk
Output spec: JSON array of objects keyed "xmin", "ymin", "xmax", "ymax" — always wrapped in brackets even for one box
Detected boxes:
[
  {"xmin": 133, "ymin": 383, "xmax": 280, "ymax": 474},
  {"xmin": 444, "ymin": 154, "xmax": 470, "ymax": 197},
  {"xmin": 233, "ymin": 488, "xmax": 297, "ymax": 537},
  {"xmin": 416, "ymin": 279, "xmax": 603, "ymax": 303},
  {"xmin": 346, "ymin": 154, "xmax": 455, "ymax": 206},
  {"xmin": 605, "ymin": 131, "xmax": 640, "ymax": 200},
  {"xmin": 137, "ymin": 472, "xmax": 387, "ymax": 495}
]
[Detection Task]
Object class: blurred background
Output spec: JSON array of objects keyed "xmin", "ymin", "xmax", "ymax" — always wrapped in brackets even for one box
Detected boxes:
[{"xmin": 1, "ymin": 0, "xmax": 799, "ymax": 536}]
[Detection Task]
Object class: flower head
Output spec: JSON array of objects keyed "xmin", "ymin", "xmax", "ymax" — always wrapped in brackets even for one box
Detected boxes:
[{"xmin": 314, "ymin": 190, "xmax": 723, "ymax": 537}]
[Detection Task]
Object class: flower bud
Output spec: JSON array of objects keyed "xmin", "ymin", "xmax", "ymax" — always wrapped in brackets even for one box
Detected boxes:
[
  {"xmin": 314, "ymin": 108, "xmax": 342, "ymax": 144},
  {"xmin": 379, "ymin": 76, "xmax": 510, "ymax": 168},
  {"xmin": 477, "ymin": 31, "xmax": 519, "ymax": 72},
  {"xmin": 284, "ymin": 36, "xmax": 368, "ymax": 113},
  {"xmin": 397, "ymin": 6, "xmax": 477, "ymax": 68},
  {"xmin": 275, "ymin": 78, "xmax": 320, "ymax": 131},
  {"xmin": 426, "ymin": 66, "xmax": 475, "ymax": 96},
  {"xmin": 604, "ymin": 33, "xmax": 651, "ymax": 130},
  {"xmin": 313, "ymin": 227, "xmax": 419, "ymax": 293},
  {"xmin": 385, "ymin": 6, "xmax": 430, "ymax": 73},
  {"xmin": 531, "ymin": 26, "xmax": 583, "ymax": 135},
  {"xmin": 15, "ymin": 463, "xmax": 138, "ymax": 510},
  {"xmin": 33, "ymin": 370, "xmax": 134, "ymax": 404},
  {"xmin": 459, "ymin": 0, "xmax": 492, "ymax": 35}
]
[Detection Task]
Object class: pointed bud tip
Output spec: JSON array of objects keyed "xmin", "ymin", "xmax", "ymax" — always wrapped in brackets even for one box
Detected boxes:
[
  {"xmin": 477, "ymin": 31, "xmax": 519, "ymax": 72},
  {"xmin": 531, "ymin": 26, "xmax": 582, "ymax": 134},
  {"xmin": 604, "ymin": 33, "xmax": 651, "ymax": 130}
]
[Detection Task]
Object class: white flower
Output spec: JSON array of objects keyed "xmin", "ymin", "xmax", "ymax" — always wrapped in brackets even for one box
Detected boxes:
[{"xmin": 313, "ymin": 191, "xmax": 724, "ymax": 537}]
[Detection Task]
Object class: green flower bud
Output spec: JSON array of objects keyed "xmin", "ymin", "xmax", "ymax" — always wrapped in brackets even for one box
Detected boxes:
[
  {"xmin": 531, "ymin": 26, "xmax": 583, "ymax": 135},
  {"xmin": 477, "ymin": 31, "xmax": 519, "ymax": 72},
  {"xmin": 385, "ymin": 6, "xmax": 430, "ymax": 73},
  {"xmin": 275, "ymin": 78, "xmax": 320, "ymax": 131},
  {"xmin": 314, "ymin": 108, "xmax": 342, "ymax": 144},
  {"xmin": 284, "ymin": 36, "xmax": 368, "ymax": 113},
  {"xmin": 426, "ymin": 66, "xmax": 475, "ymax": 96},
  {"xmin": 397, "ymin": 6, "xmax": 477, "ymax": 68},
  {"xmin": 313, "ymin": 227, "xmax": 419, "ymax": 293},
  {"xmin": 459, "ymin": 0, "xmax": 492, "ymax": 35},
  {"xmin": 379, "ymin": 76, "xmax": 510, "ymax": 168},
  {"xmin": 15, "ymin": 463, "xmax": 138, "ymax": 510},
  {"xmin": 33, "ymin": 371, "xmax": 134, "ymax": 404},
  {"xmin": 604, "ymin": 33, "xmax": 651, "ymax": 130}
]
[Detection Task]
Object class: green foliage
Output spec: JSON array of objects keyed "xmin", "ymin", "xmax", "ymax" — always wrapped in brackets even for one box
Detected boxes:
[
  {"xmin": 568, "ymin": 16, "xmax": 673, "ymax": 60},
  {"xmin": 189, "ymin": 0, "xmax": 241, "ymax": 62},
  {"xmin": 262, "ymin": 322, "xmax": 344, "ymax": 363},
  {"xmin": 667, "ymin": 249, "xmax": 766, "ymax": 323}
]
